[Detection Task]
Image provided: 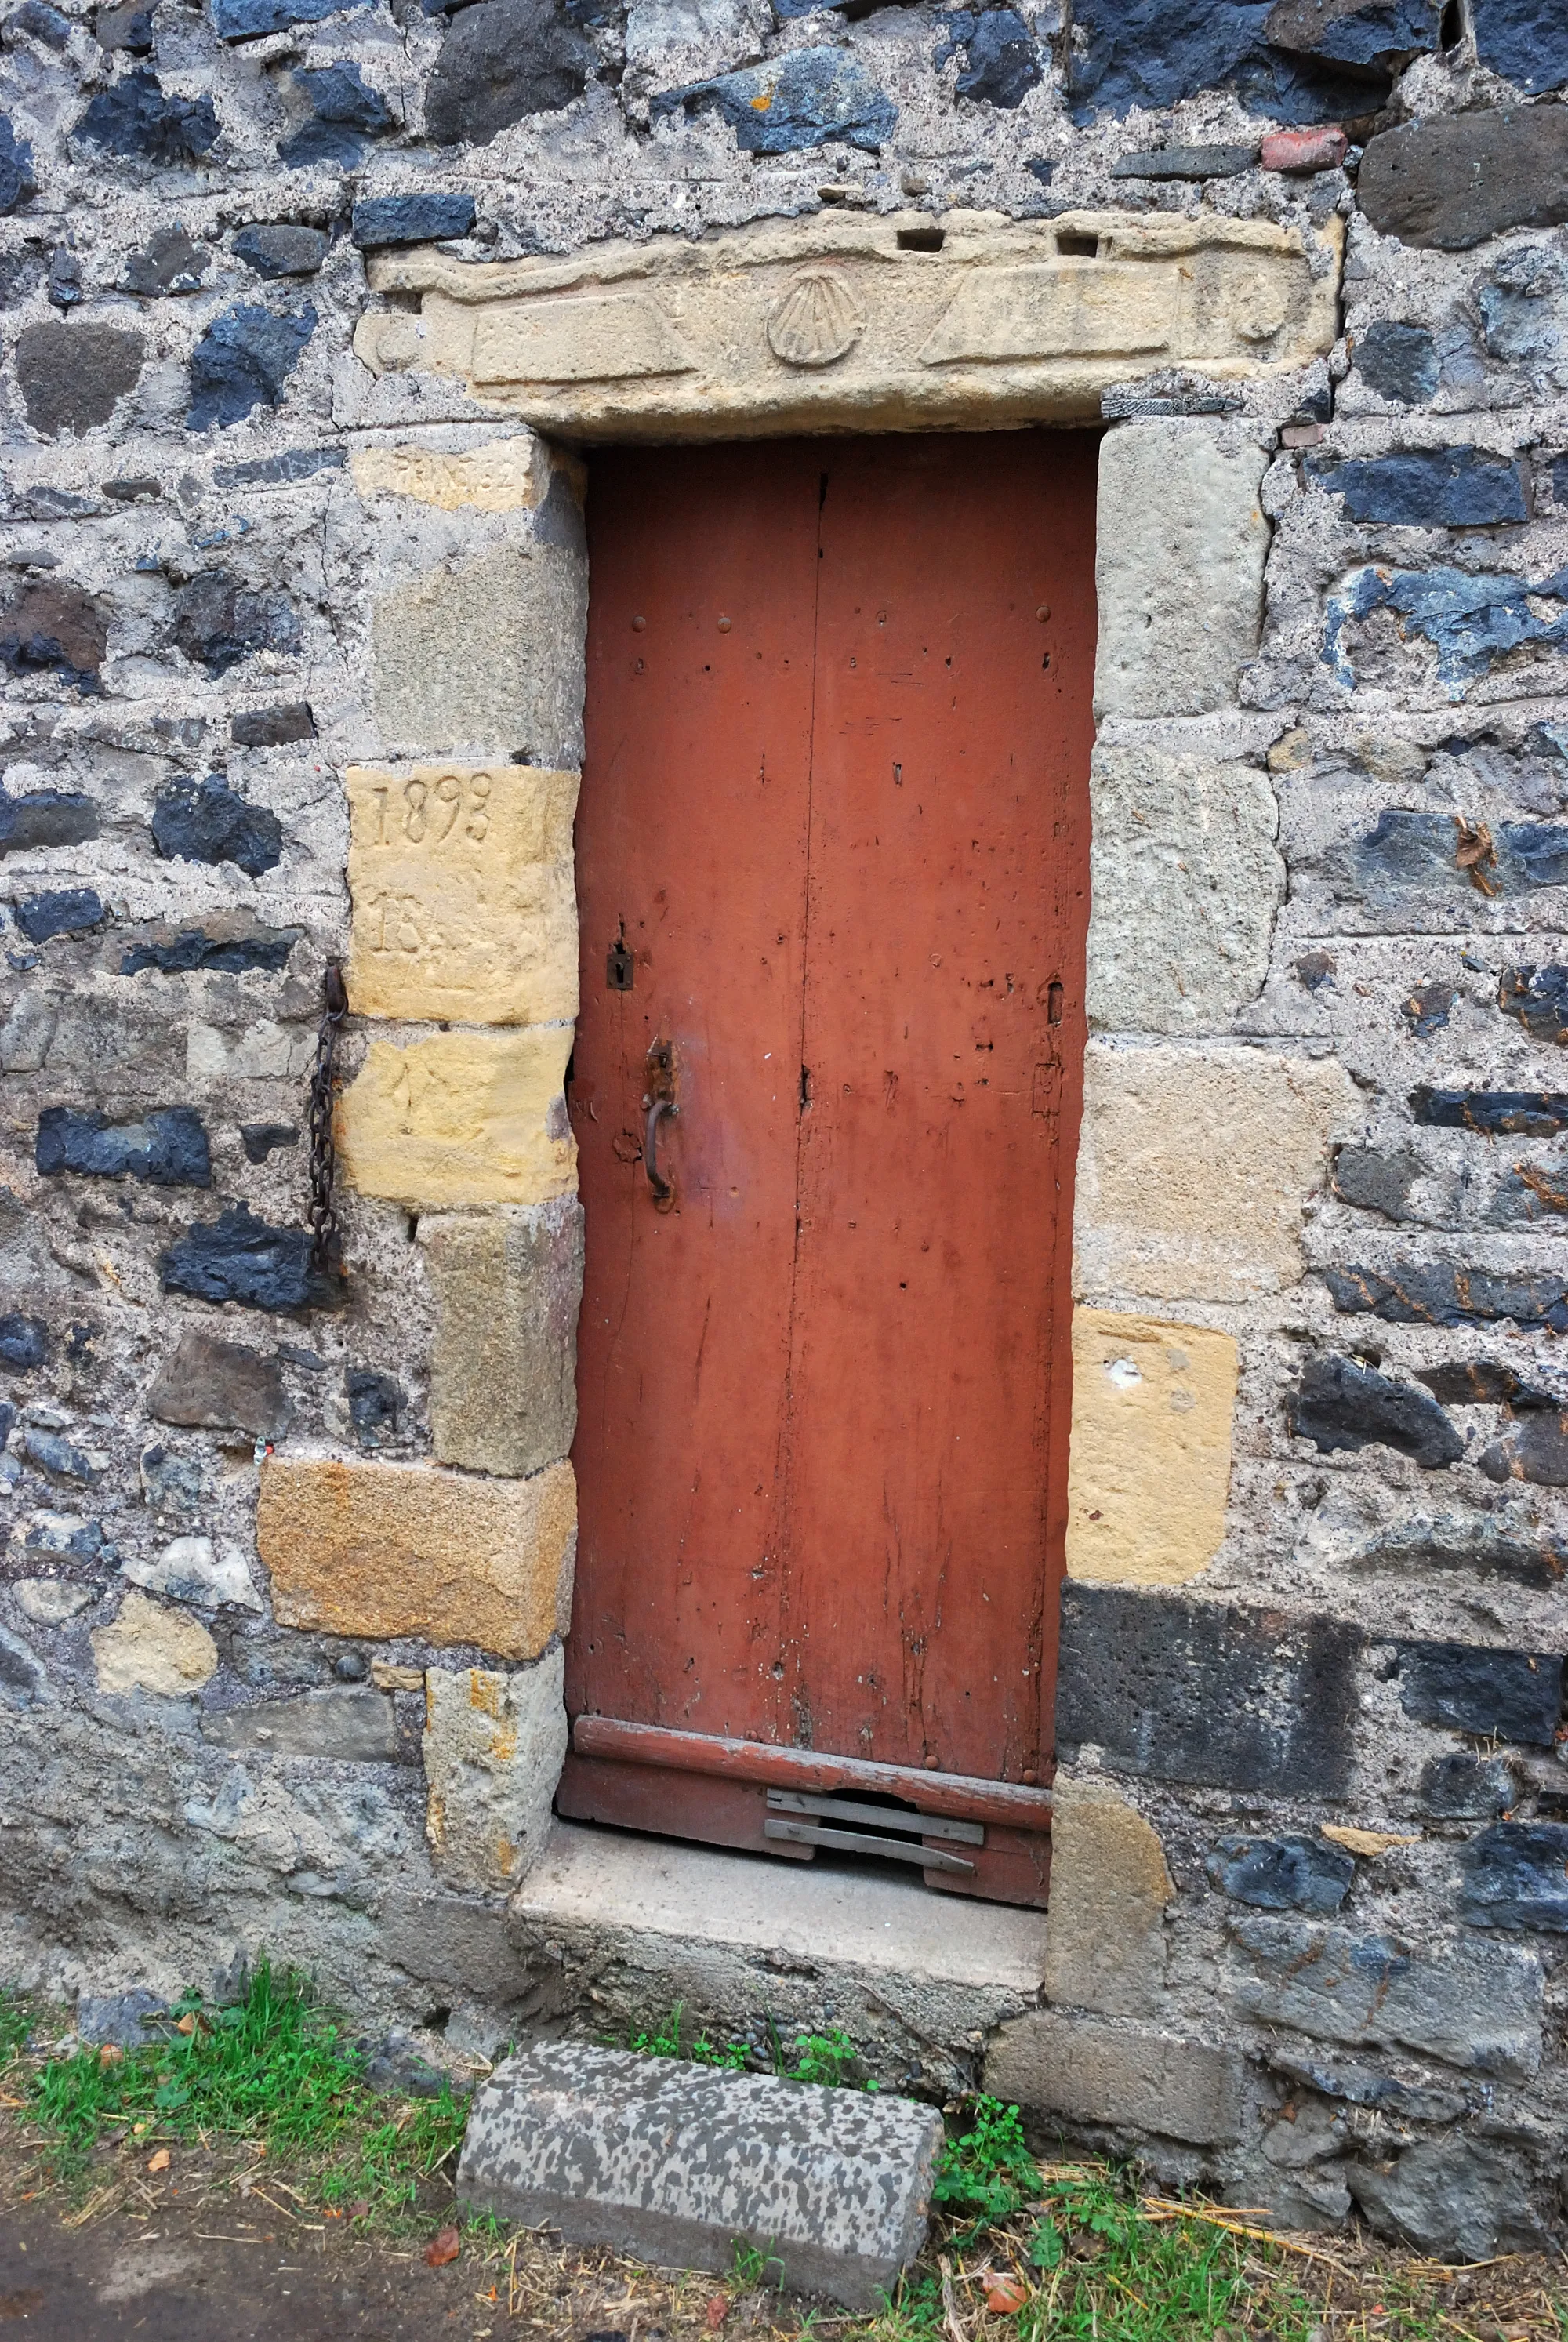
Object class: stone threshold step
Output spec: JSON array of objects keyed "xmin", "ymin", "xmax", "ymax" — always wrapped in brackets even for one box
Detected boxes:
[{"xmin": 456, "ymin": 2039, "xmax": 942, "ymax": 2310}]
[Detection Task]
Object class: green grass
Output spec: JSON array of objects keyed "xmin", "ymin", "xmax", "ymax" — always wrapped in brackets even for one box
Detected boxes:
[
  {"xmin": 1, "ymin": 1963, "xmax": 467, "ymax": 2209},
  {"xmin": 628, "ymin": 2003, "xmax": 872, "ymax": 2089}
]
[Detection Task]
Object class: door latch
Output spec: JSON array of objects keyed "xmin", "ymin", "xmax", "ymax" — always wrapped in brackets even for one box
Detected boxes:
[
  {"xmin": 607, "ymin": 937, "xmax": 634, "ymax": 991},
  {"xmin": 642, "ymin": 1039, "xmax": 677, "ymax": 1209}
]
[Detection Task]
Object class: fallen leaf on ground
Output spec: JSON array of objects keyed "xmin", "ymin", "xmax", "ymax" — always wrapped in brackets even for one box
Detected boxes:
[
  {"xmin": 985, "ymin": 2271, "xmax": 1029, "ymax": 2314},
  {"xmin": 706, "ymin": 2291, "xmax": 729, "ymax": 2328},
  {"xmin": 176, "ymin": 2013, "xmax": 198, "ymax": 2035},
  {"xmin": 424, "ymin": 2226, "xmax": 461, "ymax": 2268},
  {"xmin": 98, "ymin": 2045, "xmax": 123, "ymax": 2070},
  {"xmin": 147, "ymin": 2149, "xmax": 171, "ymax": 2174}
]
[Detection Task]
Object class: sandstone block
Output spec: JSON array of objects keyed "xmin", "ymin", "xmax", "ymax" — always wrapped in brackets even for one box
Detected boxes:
[
  {"xmin": 456, "ymin": 2040, "xmax": 941, "ymax": 2308},
  {"xmin": 1094, "ymin": 423, "xmax": 1269, "ymax": 720},
  {"xmin": 256, "ymin": 1455, "xmax": 576, "ymax": 1659},
  {"xmin": 1065, "ymin": 1309, "xmax": 1236, "ymax": 1585},
  {"xmin": 371, "ymin": 543, "xmax": 587, "ymax": 766},
  {"xmin": 349, "ymin": 437, "xmax": 545, "ymax": 513},
  {"xmin": 91, "ymin": 1590, "xmax": 218, "ymax": 1697},
  {"xmin": 1085, "ymin": 741, "xmax": 1283, "ymax": 1033},
  {"xmin": 1074, "ymin": 1042, "xmax": 1354, "ymax": 1302},
  {"xmin": 345, "ymin": 764, "xmax": 579, "ymax": 1026},
  {"xmin": 423, "ymin": 1200, "xmax": 583, "ymax": 1476},
  {"xmin": 1041, "ymin": 1778, "xmax": 1173, "ymax": 2017},
  {"xmin": 985, "ymin": 2011, "xmax": 1243, "ymax": 2146},
  {"xmin": 423, "ymin": 1650, "xmax": 568, "ymax": 1892},
  {"xmin": 337, "ymin": 1027, "xmax": 576, "ymax": 1210}
]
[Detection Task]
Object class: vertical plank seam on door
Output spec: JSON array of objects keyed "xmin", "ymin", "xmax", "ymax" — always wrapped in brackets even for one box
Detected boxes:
[{"xmin": 773, "ymin": 461, "xmax": 830, "ymax": 1749}]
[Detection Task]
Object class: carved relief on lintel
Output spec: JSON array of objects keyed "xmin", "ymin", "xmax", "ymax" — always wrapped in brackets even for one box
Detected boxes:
[{"xmin": 354, "ymin": 207, "xmax": 1342, "ymax": 438}]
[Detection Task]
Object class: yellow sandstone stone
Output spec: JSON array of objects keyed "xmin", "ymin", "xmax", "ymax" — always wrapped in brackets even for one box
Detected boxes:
[
  {"xmin": 1320, "ymin": 1825, "xmax": 1420, "ymax": 1858},
  {"xmin": 1042, "ymin": 1779, "xmax": 1174, "ymax": 2018},
  {"xmin": 1065, "ymin": 1308, "xmax": 1238, "ymax": 1586},
  {"xmin": 336, "ymin": 1026, "xmax": 577, "ymax": 1209},
  {"xmin": 345, "ymin": 764, "xmax": 579, "ymax": 1026},
  {"xmin": 257, "ymin": 1455, "xmax": 577, "ymax": 1660},
  {"xmin": 91, "ymin": 1589, "xmax": 219, "ymax": 1697},
  {"xmin": 348, "ymin": 436, "xmax": 545, "ymax": 513}
]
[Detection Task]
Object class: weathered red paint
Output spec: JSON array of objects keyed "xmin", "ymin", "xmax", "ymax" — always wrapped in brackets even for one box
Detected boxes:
[{"xmin": 565, "ymin": 434, "xmax": 1097, "ymax": 1904}]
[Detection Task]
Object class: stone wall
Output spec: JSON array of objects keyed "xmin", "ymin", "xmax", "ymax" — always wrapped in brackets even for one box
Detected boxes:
[{"xmin": 1, "ymin": 0, "xmax": 1566, "ymax": 2259}]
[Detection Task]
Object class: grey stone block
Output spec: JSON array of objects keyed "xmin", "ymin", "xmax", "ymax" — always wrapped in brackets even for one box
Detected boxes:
[
  {"xmin": 456, "ymin": 2041, "xmax": 940, "ymax": 2308},
  {"xmin": 1348, "ymin": 2138, "xmax": 1542, "ymax": 2260},
  {"xmin": 201, "ymin": 1687, "xmax": 397, "ymax": 1762},
  {"xmin": 985, "ymin": 2011, "xmax": 1243, "ymax": 2146},
  {"xmin": 423, "ymin": 1200, "xmax": 583, "ymax": 1477}
]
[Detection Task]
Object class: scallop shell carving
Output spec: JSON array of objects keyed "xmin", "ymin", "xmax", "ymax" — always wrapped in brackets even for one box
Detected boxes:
[{"xmin": 767, "ymin": 267, "xmax": 865, "ymax": 369}]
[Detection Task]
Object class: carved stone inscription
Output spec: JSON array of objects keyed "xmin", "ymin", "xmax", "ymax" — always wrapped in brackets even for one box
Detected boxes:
[
  {"xmin": 346, "ymin": 762, "xmax": 579, "ymax": 1026},
  {"xmin": 356, "ymin": 207, "xmax": 1343, "ymax": 440}
]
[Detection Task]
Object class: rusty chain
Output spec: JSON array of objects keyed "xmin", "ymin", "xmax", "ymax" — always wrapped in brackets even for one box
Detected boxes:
[{"xmin": 307, "ymin": 958, "xmax": 348, "ymax": 1276}]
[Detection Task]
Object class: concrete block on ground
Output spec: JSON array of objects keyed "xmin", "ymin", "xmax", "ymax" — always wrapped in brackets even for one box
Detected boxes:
[{"xmin": 456, "ymin": 2040, "xmax": 942, "ymax": 2308}]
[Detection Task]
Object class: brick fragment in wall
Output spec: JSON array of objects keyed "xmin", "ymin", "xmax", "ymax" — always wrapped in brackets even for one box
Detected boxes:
[
  {"xmin": 1083, "ymin": 742, "xmax": 1282, "ymax": 1033},
  {"xmin": 1225, "ymin": 1917, "xmax": 1543, "ymax": 2078},
  {"xmin": 422, "ymin": 1202, "xmax": 583, "ymax": 1478},
  {"xmin": 1056, "ymin": 1586, "xmax": 1360, "ymax": 1797},
  {"xmin": 1358, "ymin": 107, "xmax": 1568, "ymax": 248},
  {"xmin": 1040, "ymin": 1780, "xmax": 1172, "ymax": 2018},
  {"xmin": 336, "ymin": 1027, "xmax": 577, "ymax": 1210},
  {"xmin": 370, "ymin": 543, "xmax": 587, "ymax": 765},
  {"xmin": 1074, "ymin": 1043, "xmax": 1353, "ymax": 1303},
  {"xmin": 1286, "ymin": 1354, "xmax": 1462, "ymax": 1469},
  {"xmin": 345, "ymin": 764, "xmax": 579, "ymax": 1026},
  {"xmin": 1391, "ymin": 1640, "xmax": 1564, "ymax": 1747},
  {"xmin": 1064, "ymin": 1309, "xmax": 1236, "ymax": 1586},
  {"xmin": 985, "ymin": 2011, "xmax": 1243, "ymax": 2147},
  {"xmin": 1093, "ymin": 423, "xmax": 1269, "ymax": 721},
  {"xmin": 256, "ymin": 1455, "xmax": 577, "ymax": 1660},
  {"xmin": 423, "ymin": 1652, "xmax": 568, "ymax": 1894}
]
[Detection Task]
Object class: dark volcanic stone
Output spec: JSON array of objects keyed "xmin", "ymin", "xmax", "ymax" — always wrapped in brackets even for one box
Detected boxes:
[
  {"xmin": 230, "ymin": 700, "xmax": 315, "ymax": 745},
  {"xmin": 1341, "ymin": 1514, "xmax": 1568, "ymax": 1588},
  {"xmin": 655, "ymin": 45, "xmax": 895, "ymax": 153},
  {"xmin": 232, "ymin": 223, "xmax": 329, "ymax": 278},
  {"xmin": 356, "ymin": 2030, "xmax": 447, "ymax": 2097},
  {"xmin": 1332, "ymin": 1143, "xmax": 1417, "ymax": 1221},
  {"xmin": 1307, "ymin": 446, "xmax": 1526, "ymax": 527},
  {"xmin": 1414, "ymin": 1358, "xmax": 1558, "ymax": 1408},
  {"xmin": 187, "ymin": 303, "xmax": 316, "ymax": 430},
  {"xmin": 347, "ymin": 1366, "xmax": 402, "ymax": 1446},
  {"xmin": 23, "ymin": 1426, "xmax": 102, "ymax": 1483},
  {"xmin": 1066, "ymin": 0, "xmax": 1389, "ymax": 124},
  {"xmin": 1057, "ymin": 1585, "xmax": 1360, "ymax": 1796},
  {"xmin": 148, "ymin": 1327, "xmax": 291, "ymax": 1435},
  {"xmin": 1479, "ymin": 1411, "xmax": 1568, "ymax": 1487},
  {"xmin": 1359, "ymin": 107, "xmax": 1568, "ymax": 249},
  {"xmin": 1418, "ymin": 1750, "xmax": 1515, "ymax": 1819},
  {"xmin": 151, "ymin": 775, "xmax": 284, "ymax": 877},
  {"xmin": 1325, "ymin": 1263, "xmax": 1568, "ymax": 1332},
  {"xmin": 0, "ymin": 1311, "xmax": 46, "ymax": 1367},
  {"xmin": 241, "ymin": 1120, "xmax": 298, "ymax": 1161},
  {"xmin": 423, "ymin": 0, "xmax": 594, "ymax": 144},
  {"xmin": 76, "ymin": 1988, "xmax": 169, "ymax": 2045},
  {"xmin": 1111, "ymin": 141, "xmax": 1258, "ymax": 178},
  {"xmin": 77, "ymin": 67, "xmax": 220, "ymax": 164},
  {"xmin": 0, "ymin": 583, "xmax": 108, "ymax": 686},
  {"xmin": 172, "ymin": 572, "xmax": 300, "ymax": 677},
  {"xmin": 0, "ymin": 115, "xmax": 37, "ymax": 212},
  {"xmin": 1461, "ymin": 1821, "xmax": 1568, "ymax": 1930},
  {"xmin": 12, "ymin": 0, "xmax": 71, "ymax": 42},
  {"xmin": 1472, "ymin": 0, "xmax": 1568, "ymax": 93},
  {"xmin": 122, "ymin": 225, "xmax": 207, "ymax": 296},
  {"xmin": 37, "ymin": 1104, "xmax": 212, "ymax": 1187},
  {"xmin": 1497, "ymin": 963, "xmax": 1568, "ymax": 1041},
  {"xmin": 0, "ymin": 1625, "xmax": 45, "ymax": 1705},
  {"xmin": 1410, "ymin": 1086, "xmax": 1568, "ymax": 1136},
  {"xmin": 14, "ymin": 887, "xmax": 103, "ymax": 942},
  {"xmin": 161, "ymin": 1200, "xmax": 329, "ymax": 1313},
  {"xmin": 1401, "ymin": 980, "xmax": 1457, "ymax": 1038},
  {"xmin": 120, "ymin": 924, "xmax": 299, "ymax": 974},
  {"xmin": 1394, "ymin": 1639, "xmax": 1564, "ymax": 1745},
  {"xmin": 350, "ymin": 192, "xmax": 476, "ymax": 246},
  {"xmin": 280, "ymin": 60, "xmax": 394, "ymax": 165},
  {"xmin": 212, "ymin": 0, "xmax": 346, "ymax": 29},
  {"xmin": 1352, "ymin": 319, "xmax": 1439, "ymax": 405},
  {"xmin": 97, "ymin": 0, "xmax": 158, "ymax": 49},
  {"xmin": 14, "ymin": 322, "xmax": 143, "ymax": 438},
  {"xmin": 1479, "ymin": 245, "xmax": 1566, "ymax": 362},
  {"xmin": 1207, "ymin": 1833, "xmax": 1356, "ymax": 1913},
  {"xmin": 1287, "ymin": 1354, "xmax": 1463, "ymax": 1468},
  {"xmin": 216, "ymin": 449, "xmax": 343, "ymax": 488},
  {"xmin": 935, "ymin": 9, "xmax": 1041, "ymax": 107},
  {"xmin": 1265, "ymin": 0, "xmax": 1439, "ymax": 63},
  {"xmin": 1348, "ymin": 2138, "xmax": 1541, "ymax": 2261},
  {"xmin": 46, "ymin": 248, "xmax": 81, "ymax": 310}
]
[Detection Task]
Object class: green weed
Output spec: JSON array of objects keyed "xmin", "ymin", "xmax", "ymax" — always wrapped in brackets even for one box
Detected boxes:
[
  {"xmin": 931, "ymin": 2094, "xmax": 1038, "ymax": 2233},
  {"xmin": 629, "ymin": 2006, "xmax": 873, "ymax": 2090},
  {"xmin": 0, "ymin": 1988, "xmax": 32, "ymax": 2068}
]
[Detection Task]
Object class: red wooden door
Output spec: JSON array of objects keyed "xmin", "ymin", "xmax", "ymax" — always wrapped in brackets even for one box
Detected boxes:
[{"xmin": 563, "ymin": 434, "xmax": 1097, "ymax": 1905}]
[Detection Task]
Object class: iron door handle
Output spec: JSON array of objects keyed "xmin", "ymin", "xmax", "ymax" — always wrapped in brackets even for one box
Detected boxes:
[{"xmin": 642, "ymin": 1095, "xmax": 678, "ymax": 1205}]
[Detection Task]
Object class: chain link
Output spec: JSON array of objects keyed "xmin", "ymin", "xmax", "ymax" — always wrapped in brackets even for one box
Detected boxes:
[{"xmin": 307, "ymin": 959, "xmax": 348, "ymax": 1277}]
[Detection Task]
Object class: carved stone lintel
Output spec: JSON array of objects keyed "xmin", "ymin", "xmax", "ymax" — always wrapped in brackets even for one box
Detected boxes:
[{"xmin": 356, "ymin": 206, "xmax": 1343, "ymax": 440}]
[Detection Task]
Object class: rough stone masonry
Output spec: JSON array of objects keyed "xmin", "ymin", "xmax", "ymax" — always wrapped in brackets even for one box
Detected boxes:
[{"xmin": 0, "ymin": 0, "xmax": 1566, "ymax": 2267}]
